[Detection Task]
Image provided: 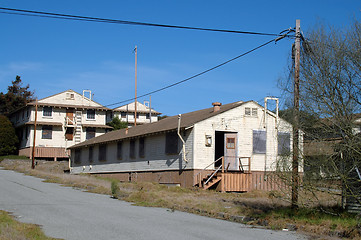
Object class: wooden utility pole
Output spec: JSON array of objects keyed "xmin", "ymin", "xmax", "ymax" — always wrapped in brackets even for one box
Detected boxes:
[
  {"xmin": 31, "ymin": 99, "xmax": 38, "ymax": 169},
  {"xmin": 149, "ymin": 95, "xmax": 152, "ymax": 123},
  {"xmin": 292, "ymin": 19, "xmax": 301, "ymax": 208},
  {"xmin": 134, "ymin": 46, "xmax": 137, "ymax": 126}
]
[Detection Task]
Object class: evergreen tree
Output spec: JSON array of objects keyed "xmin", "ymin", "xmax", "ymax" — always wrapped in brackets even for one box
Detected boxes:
[{"xmin": 0, "ymin": 115, "xmax": 18, "ymax": 156}]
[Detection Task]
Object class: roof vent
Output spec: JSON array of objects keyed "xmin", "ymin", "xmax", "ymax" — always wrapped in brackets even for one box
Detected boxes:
[{"xmin": 212, "ymin": 102, "xmax": 222, "ymax": 112}]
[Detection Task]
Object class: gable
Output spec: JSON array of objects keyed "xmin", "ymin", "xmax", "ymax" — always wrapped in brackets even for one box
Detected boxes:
[{"xmin": 38, "ymin": 90, "xmax": 103, "ymax": 107}]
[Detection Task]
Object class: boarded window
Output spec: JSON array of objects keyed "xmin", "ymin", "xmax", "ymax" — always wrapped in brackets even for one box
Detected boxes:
[
  {"xmin": 253, "ymin": 130, "xmax": 266, "ymax": 154},
  {"xmin": 278, "ymin": 132, "xmax": 291, "ymax": 155},
  {"xmin": 98, "ymin": 144, "xmax": 107, "ymax": 162},
  {"xmin": 139, "ymin": 137, "xmax": 145, "ymax": 158},
  {"xmin": 89, "ymin": 146, "xmax": 93, "ymax": 163},
  {"xmin": 42, "ymin": 126, "xmax": 52, "ymax": 139},
  {"xmin": 165, "ymin": 131, "xmax": 178, "ymax": 155},
  {"xmin": 65, "ymin": 127, "xmax": 74, "ymax": 140},
  {"xmin": 86, "ymin": 128, "xmax": 96, "ymax": 140},
  {"xmin": 130, "ymin": 140, "xmax": 135, "ymax": 158},
  {"xmin": 87, "ymin": 109, "xmax": 95, "ymax": 119},
  {"xmin": 117, "ymin": 141, "xmax": 122, "ymax": 160},
  {"xmin": 74, "ymin": 149, "xmax": 81, "ymax": 164},
  {"xmin": 226, "ymin": 137, "xmax": 235, "ymax": 149},
  {"xmin": 43, "ymin": 106, "xmax": 52, "ymax": 117}
]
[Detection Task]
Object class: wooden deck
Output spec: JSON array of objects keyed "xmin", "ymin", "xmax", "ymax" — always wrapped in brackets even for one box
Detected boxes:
[{"xmin": 19, "ymin": 147, "xmax": 70, "ymax": 161}]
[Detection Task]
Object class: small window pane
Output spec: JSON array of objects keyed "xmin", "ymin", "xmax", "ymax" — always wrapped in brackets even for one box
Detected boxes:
[
  {"xmin": 226, "ymin": 138, "xmax": 235, "ymax": 149},
  {"xmin": 245, "ymin": 107, "xmax": 251, "ymax": 116},
  {"xmin": 253, "ymin": 130, "xmax": 266, "ymax": 154},
  {"xmin": 42, "ymin": 126, "xmax": 52, "ymax": 139}
]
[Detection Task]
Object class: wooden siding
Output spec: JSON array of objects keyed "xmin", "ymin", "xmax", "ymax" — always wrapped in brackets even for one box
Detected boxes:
[{"xmin": 19, "ymin": 147, "xmax": 70, "ymax": 160}]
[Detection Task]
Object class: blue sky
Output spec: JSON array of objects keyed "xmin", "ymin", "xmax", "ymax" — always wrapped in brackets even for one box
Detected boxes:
[{"xmin": 1, "ymin": 1, "xmax": 360, "ymax": 116}]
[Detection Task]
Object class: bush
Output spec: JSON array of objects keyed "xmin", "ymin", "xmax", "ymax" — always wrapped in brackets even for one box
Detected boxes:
[
  {"xmin": 0, "ymin": 115, "xmax": 18, "ymax": 156},
  {"xmin": 111, "ymin": 180, "xmax": 120, "ymax": 198}
]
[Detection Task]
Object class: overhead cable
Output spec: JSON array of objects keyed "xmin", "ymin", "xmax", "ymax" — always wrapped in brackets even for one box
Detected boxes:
[
  {"xmin": 105, "ymin": 35, "xmax": 290, "ymax": 107},
  {"xmin": 0, "ymin": 7, "xmax": 288, "ymax": 37}
]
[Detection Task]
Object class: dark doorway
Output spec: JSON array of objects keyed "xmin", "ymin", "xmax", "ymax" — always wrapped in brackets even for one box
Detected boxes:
[{"xmin": 215, "ymin": 131, "xmax": 225, "ymax": 167}]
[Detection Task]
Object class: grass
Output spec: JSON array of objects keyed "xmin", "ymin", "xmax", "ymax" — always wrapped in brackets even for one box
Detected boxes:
[
  {"xmin": 1, "ymin": 158, "xmax": 360, "ymax": 239},
  {"xmin": 0, "ymin": 210, "xmax": 59, "ymax": 240},
  {"xmin": 0, "ymin": 155, "xmax": 29, "ymax": 162}
]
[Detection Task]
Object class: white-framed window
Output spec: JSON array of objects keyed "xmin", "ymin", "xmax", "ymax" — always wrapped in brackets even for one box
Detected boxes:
[
  {"xmin": 121, "ymin": 112, "xmax": 126, "ymax": 118},
  {"xmin": 87, "ymin": 109, "xmax": 95, "ymax": 120},
  {"xmin": 42, "ymin": 125, "xmax": 52, "ymax": 139},
  {"xmin": 43, "ymin": 107, "xmax": 52, "ymax": 117},
  {"xmin": 245, "ymin": 107, "xmax": 258, "ymax": 117}
]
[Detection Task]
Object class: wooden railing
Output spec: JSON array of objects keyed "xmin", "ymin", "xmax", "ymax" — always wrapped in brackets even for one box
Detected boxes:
[{"xmin": 195, "ymin": 156, "xmax": 224, "ymax": 188}]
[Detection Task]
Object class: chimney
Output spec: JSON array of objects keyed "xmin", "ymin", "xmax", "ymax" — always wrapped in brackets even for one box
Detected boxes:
[
  {"xmin": 212, "ymin": 102, "xmax": 222, "ymax": 112},
  {"xmin": 125, "ymin": 128, "xmax": 129, "ymax": 135}
]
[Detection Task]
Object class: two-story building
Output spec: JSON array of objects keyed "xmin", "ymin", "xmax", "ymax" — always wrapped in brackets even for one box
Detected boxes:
[
  {"xmin": 109, "ymin": 101, "xmax": 161, "ymax": 127},
  {"xmin": 10, "ymin": 90, "xmax": 112, "ymax": 161}
]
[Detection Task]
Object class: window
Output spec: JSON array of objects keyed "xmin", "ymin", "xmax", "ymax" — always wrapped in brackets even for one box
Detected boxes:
[
  {"xmin": 22, "ymin": 111, "xmax": 25, "ymax": 120},
  {"xmin": 66, "ymin": 92, "xmax": 75, "ymax": 100},
  {"xmin": 26, "ymin": 109, "xmax": 29, "ymax": 118},
  {"xmin": 43, "ymin": 106, "xmax": 52, "ymax": 117},
  {"xmin": 117, "ymin": 141, "xmax": 122, "ymax": 160},
  {"xmin": 245, "ymin": 107, "xmax": 258, "ymax": 117},
  {"xmin": 251, "ymin": 108, "xmax": 258, "ymax": 117},
  {"xmin": 146, "ymin": 113, "xmax": 150, "ymax": 119},
  {"xmin": 65, "ymin": 127, "xmax": 74, "ymax": 141},
  {"xmin": 130, "ymin": 140, "xmax": 135, "ymax": 158},
  {"xmin": 74, "ymin": 149, "xmax": 81, "ymax": 164},
  {"xmin": 278, "ymin": 132, "xmax": 291, "ymax": 155},
  {"xmin": 253, "ymin": 130, "xmax": 266, "ymax": 154},
  {"xmin": 139, "ymin": 137, "xmax": 145, "ymax": 158},
  {"xmin": 89, "ymin": 146, "xmax": 93, "ymax": 163},
  {"xmin": 226, "ymin": 137, "xmax": 235, "ymax": 149},
  {"xmin": 25, "ymin": 126, "xmax": 29, "ymax": 139},
  {"xmin": 98, "ymin": 144, "xmax": 107, "ymax": 162},
  {"xmin": 165, "ymin": 131, "xmax": 178, "ymax": 155},
  {"xmin": 42, "ymin": 126, "xmax": 52, "ymax": 139},
  {"xmin": 121, "ymin": 112, "xmax": 126, "ymax": 118},
  {"xmin": 86, "ymin": 128, "xmax": 96, "ymax": 140},
  {"xmin": 87, "ymin": 109, "xmax": 95, "ymax": 120}
]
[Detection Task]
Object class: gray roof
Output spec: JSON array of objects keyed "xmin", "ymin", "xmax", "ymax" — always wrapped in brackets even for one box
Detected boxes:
[{"xmin": 69, "ymin": 100, "xmax": 246, "ymax": 149}]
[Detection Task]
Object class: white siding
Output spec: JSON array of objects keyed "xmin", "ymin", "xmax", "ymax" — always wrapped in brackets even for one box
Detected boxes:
[{"xmin": 71, "ymin": 129, "xmax": 194, "ymax": 174}]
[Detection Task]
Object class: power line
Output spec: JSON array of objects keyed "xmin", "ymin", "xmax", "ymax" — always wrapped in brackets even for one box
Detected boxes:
[
  {"xmin": 0, "ymin": 7, "xmax": 289, "ymax": 37},
  {"xmin": 105, "ymin": 36, "xmax": 288, "ymax": 107}
]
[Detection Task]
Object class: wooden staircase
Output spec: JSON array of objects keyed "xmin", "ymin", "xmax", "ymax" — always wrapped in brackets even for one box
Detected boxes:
[{"xmin": 195, "ymin": 157, "xmax": 224, "ymax": 190}]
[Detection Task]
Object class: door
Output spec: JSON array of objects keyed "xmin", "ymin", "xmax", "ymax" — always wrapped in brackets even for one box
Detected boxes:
[
  {"xmin": 66, "ymin": 109, "xmax": 74, "ymax": 125},
  {"xmin": 224, "ymin": 133, "xmax": 238, "ymax": 170}
]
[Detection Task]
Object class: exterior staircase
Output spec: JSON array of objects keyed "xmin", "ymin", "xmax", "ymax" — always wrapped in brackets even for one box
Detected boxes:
[{"xmin": 74, "ymin": 111, "xmax": 82, "ymax": 143}]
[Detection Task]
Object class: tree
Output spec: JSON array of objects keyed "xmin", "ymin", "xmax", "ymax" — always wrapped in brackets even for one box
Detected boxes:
[
  {"xmin": 278, "ymin": 20, "xmax": 361, "ymax": 210},
  {"xmin": 0, "ymin": 115, "xmax": 18, "ymax": 156},
  {"xmin": 107, "ymin": 116, "xmax": 128, "ymax": 130},
  {"xmin": 0, "ymin": 75, "xmax": 35, "ymax": 115}
]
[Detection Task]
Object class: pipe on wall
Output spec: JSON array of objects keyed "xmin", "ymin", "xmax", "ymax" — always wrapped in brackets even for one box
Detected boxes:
[{"xmin": 177, "ymin": 114, "xmax": 188, "ymax": 163}]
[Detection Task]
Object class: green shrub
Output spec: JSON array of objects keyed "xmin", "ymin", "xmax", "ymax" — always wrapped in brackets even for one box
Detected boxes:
[{"xmin": 111, "ymin": 180, "xmax": 120, "ymax": 198}]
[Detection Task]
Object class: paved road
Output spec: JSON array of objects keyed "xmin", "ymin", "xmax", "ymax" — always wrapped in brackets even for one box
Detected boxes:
[{"xmin": 0, "ymin": 169, "xmax": 308, "ymax": 240}]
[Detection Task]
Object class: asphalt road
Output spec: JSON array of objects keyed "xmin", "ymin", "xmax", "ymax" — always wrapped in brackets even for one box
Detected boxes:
[{"xmin": 0, "ymin": 168, "xmax": 308, "ymax": 240}]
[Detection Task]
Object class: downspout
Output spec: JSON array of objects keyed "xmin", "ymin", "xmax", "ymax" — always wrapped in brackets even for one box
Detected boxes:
[{"xmin": 178, "ymin": 114, "xmax": 188, "ymax": 163}]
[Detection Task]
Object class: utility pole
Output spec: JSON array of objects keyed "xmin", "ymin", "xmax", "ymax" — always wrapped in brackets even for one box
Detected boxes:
[
  {"xmin": 31, "ymin": 99, "xmax": 38, "ymax": 169},
  {"xmin": 134, "ymin": 46, "xmax": 137, "ymax": 126},
  {"xmin": 149, "ymin": 95, "xmax": 152, "ymax": 123},
  {"xmin": 292, "ymin": 19, "xmax": 301, "ymax": 208}
]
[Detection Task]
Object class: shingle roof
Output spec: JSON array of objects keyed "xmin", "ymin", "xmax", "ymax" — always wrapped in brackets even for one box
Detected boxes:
[{"xmin": 68, "ymin": 100, "xmax": 245, "ymax": 149}]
